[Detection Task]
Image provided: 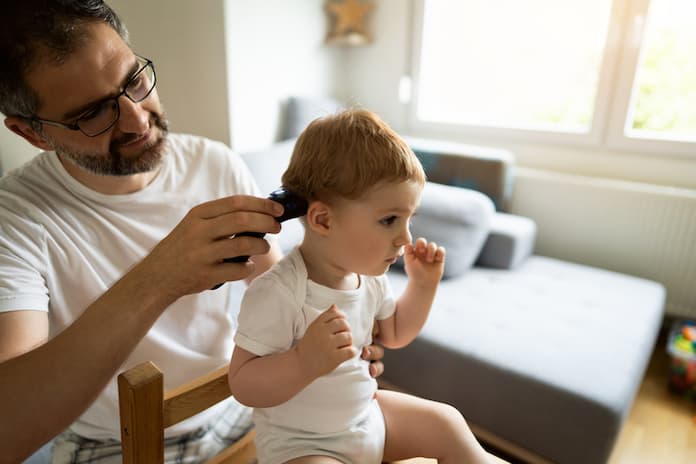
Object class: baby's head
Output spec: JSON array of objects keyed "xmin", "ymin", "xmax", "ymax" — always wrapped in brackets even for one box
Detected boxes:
[{"xmin": 282, "ymin": 109, "xmax": 426, "ymax": 203}]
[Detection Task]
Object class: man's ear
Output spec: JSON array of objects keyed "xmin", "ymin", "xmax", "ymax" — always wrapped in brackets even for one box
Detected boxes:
[
  {"xmin": 305, "ymin": 200, "xmax": 332, "ymax": 236},
  {"xmin": 4, "ymin": 117, "xmax": 53, "ymax": 150}
]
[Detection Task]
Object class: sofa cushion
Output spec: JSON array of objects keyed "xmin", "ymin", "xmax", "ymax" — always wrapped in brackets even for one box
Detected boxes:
[
  {"xmin": 476, "ymin": 212, "xmax": 537, "ymax": 269},
  {"xmin": 407, "ymin": 182, "xmax": 495, "ymax": 279},
  {"xmin": 405, "ymin": 136, "xmax": 514, "ymax": 211}
]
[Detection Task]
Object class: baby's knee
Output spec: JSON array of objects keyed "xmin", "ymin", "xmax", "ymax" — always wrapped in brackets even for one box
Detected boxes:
[{"xmin": 432, "ymin": 401, "xmax": 468, "ymax": 431}]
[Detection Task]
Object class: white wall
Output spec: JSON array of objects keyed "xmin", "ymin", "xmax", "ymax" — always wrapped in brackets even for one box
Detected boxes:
[
  {"xmin": 0, "ymin": 124, "xmax": 39, "ymax": 174},
  {"xmin": 116, "ymin": 0, "xmax": 343, "ymax": 152},
  {"xmin": 224, "ymin": 0, "xmax": 342, "ymax": 151},
  {"xmin": 110, "ymin": 0, "xmax": 231, "ymax": 144}
]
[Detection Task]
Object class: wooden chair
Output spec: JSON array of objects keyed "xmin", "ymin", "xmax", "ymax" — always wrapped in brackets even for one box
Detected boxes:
[
  {"xmin": 118, "ymin": 361, "xmax": 431, "ymax": 464},
  {"xmin": 117, "ymin": 361, "xmax": 256, "ymax": 464}
]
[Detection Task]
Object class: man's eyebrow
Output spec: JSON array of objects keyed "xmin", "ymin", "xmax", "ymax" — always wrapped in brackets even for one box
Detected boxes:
[{"xmin": 61, "ymin": 58, "xmax": 141, "ymax": 120}]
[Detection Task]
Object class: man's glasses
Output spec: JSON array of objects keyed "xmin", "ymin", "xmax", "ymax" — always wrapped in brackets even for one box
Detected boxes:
[{"xmin": 30, "ymin": 55, "xmax": 157, "ymax": 137}]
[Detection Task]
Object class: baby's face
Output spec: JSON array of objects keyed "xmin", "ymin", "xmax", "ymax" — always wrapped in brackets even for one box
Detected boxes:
[{"xmin": 328, "ymin": 180, "xmax": 422, "ymax": 276}]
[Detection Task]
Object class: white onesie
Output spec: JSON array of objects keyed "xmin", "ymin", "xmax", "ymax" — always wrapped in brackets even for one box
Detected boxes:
[{"xmin": 234, "ymin": 247, "xmax": 397, "ymax": 463}]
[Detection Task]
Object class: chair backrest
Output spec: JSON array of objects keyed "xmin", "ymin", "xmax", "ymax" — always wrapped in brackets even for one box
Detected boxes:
[{"xmin": 117, "ymin": 361, "xmax": 256, "ymax": 464}]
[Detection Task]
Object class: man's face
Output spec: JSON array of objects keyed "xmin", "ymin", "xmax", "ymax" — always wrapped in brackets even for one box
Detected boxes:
[{"xmin": 26, "ymin": 22, "xmax": 168, "ymax": 176}]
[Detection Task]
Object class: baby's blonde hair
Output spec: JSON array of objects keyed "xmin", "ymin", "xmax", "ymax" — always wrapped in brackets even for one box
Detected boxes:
[{"xmin": 282, "ymin": 109, "xmax": 426, "ymax": 202}]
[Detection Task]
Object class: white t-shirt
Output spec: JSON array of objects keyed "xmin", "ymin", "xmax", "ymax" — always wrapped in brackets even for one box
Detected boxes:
[
  {"xmin": 234, "ymin": 247, "xmax": 396, "ymax": 434},
  {"xmin": 0, "ymin": 133, "xmax": 260, "ymax": 439}
]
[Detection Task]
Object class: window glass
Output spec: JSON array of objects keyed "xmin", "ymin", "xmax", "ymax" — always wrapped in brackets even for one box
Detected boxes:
[
  {"xmin": 416, "ymin": 0, "xmax": 613, "ymax": 133},
  {"xmin": 627, "ymin": 0, "xmax": 696, "ymax": 142}
]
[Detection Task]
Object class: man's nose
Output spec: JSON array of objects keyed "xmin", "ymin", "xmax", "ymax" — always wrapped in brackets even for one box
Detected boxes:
[{"xmin": 116, "ymin": 95, "xmax": 149, "ymax": 133}]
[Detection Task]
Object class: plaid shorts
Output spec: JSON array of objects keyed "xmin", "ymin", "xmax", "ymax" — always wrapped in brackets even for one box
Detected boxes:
[{"xmin": 50, "ymin": 399, "xmax": 253, "ymax": 464}]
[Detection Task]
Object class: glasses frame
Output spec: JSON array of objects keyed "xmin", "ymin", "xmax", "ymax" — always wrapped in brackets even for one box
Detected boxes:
[{"xmin": 29, "ymin": 55, "xmax": 156, "ymax": 137}]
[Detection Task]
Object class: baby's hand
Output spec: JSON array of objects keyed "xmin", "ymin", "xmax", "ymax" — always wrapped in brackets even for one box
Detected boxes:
[
  {"xmin": 294, "ymin": 305, "xmax": 357, "ymax": 379},
  {"xmin": 403, "ymin": 237, "xmax": 446, "ymax": 287}
]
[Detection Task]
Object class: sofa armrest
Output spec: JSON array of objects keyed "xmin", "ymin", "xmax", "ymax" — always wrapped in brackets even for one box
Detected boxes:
[
  {"xmin": 476, "ymin": 212, "xmax": 537, "ymax": 269},
  {"xmin": 404, "ymin": 136, "xmax": 515, "ymax": 211}
]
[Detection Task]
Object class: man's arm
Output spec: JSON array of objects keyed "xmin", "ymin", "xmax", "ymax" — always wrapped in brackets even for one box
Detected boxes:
[
  {"xmin": 0, "ymin": 195, "xmax": 283, "ymax": 463},
  {"xmin": 0, "ymin": 269, "xmax": 175, "ymax": 464}
]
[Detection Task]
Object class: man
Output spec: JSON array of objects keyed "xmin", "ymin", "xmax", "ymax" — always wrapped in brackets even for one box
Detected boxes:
[{"xmin": 0, "ymin": 2, "xmax": 384, "ymax": 462}]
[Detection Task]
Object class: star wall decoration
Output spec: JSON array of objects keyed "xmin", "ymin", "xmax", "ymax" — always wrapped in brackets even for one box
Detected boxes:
[{"xmin": 325, "ymin": 0, "xmax": 375, "ymax": 46}]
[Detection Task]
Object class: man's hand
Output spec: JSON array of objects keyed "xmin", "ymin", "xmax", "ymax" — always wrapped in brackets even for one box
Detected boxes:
[
  {"xmin": 294, "ymin": 305, "xmax": 357, "ymax": 379},
  {"xmin": 403, "ymin": 237, "xmax": 446, "ymax": 288},
  {"xmin": 138, "ymin": 195, "xmax": 284, "ymax": 302},
  {"xmin": 361, "ymin": 320, "xmax": 385, "ymax": 378},
  {"xmin": 362, "ymin": 343, "xmax": 385, "ymax": 378}
]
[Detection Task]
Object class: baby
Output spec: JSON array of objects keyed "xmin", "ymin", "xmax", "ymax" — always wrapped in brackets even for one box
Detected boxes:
[{"xmin": 228, "ymin": 109, "xmax": 503, "ymax": 464}]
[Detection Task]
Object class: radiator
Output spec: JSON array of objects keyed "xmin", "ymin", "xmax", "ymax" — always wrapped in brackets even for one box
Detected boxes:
[{"xmin": 509, "ymin": 167, "xmax": 696, "ymax": 319}]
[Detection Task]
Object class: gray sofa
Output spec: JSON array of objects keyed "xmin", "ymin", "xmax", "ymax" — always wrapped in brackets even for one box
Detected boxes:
[{"xmin": 241, "ymin": 135, "xmax": 665, "ymax": 464}]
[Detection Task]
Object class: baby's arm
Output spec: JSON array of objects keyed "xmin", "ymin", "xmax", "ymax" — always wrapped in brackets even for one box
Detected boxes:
[
  {"xmin": 228, "ymin": 304, "xmax": 356, "ymax": 408},
  {"xmin": 377, "ymin": 238, "xmax": 445, "ymax": 349}
]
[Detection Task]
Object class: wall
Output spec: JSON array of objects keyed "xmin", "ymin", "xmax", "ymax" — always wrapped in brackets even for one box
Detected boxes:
[
  {"xmin": 110, "ymin": 0, "xmax": 230, "ymax": 144},
  {"xmin": 225, "ymin": 0, "xmax": 343, "ymax": 151},
  {"xmin": 0, "ymin": 124, "xmax": 38, "ymax": 174}
]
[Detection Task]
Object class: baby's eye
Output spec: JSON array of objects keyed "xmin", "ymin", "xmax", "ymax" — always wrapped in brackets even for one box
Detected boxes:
[{"xmin": 379, "ymin": 215, "xmax": 398, "ymax": 226}]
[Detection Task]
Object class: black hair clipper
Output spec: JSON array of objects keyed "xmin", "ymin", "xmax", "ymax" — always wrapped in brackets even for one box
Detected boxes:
[{"xmin": 211, "ymin": 187, "xmax": 308, "ymax": 289}]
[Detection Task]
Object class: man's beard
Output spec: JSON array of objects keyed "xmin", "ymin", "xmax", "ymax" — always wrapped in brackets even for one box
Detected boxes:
[{"xmin": 51, "ymin": 112, "xmax": 170, "ymax": 176}]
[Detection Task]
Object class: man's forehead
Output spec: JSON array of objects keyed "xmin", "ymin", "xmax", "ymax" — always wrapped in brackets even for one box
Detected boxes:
[{"xmin": 27, "ymin": 22, "xmax": 135, "ymax": 118}]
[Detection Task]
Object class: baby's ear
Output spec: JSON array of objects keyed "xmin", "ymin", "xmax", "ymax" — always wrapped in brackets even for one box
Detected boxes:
[{"xmin": 305, "ymin": 200, "xmax": 332, "ymax": 236}]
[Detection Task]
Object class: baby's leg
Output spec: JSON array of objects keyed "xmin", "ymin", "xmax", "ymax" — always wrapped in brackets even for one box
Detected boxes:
[
  {"xmin": 377, "ymin": 389, "xmax": 508, "ymax": 464},
  {"xmin": 285, "ymin": 456, "xmax": 343, "ymax": 464}
]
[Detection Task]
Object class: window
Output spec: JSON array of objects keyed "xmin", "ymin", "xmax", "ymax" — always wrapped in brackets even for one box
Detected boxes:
[{"xmin": 410, "ymin": 0, "xmax": 696, "ymax": 156}]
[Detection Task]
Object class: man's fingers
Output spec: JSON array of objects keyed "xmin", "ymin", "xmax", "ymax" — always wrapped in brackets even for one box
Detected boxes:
[
  {"xmin": 207, "ymin": 210, "xmax": 282, "ymax": 240},
  {"xmin": 196, "ymin": 195, "xmax": 283, "ymax": 220},
  {"xmin": 208, "ymin": 235, "xmax": 272, "ymax": 263},
  {"xmin": 361, "ymin": 344, "xmax": 384, "ymax": 362},
  {"xmin": 368, "ymin": 361, "xmax": 384, "ymax": 378}
]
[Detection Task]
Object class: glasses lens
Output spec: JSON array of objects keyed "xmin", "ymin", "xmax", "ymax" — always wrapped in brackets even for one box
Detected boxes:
[
  {"xmin": 77, "ymin": 99, "xmax": 119, "ymax": 137},
  {"xmin": 126, "ymin": 62, "xmax": 156, "ymax": 102},
  {"xmin": 74, "ymin": 58, "xmax": 155, "ymax": 137}
]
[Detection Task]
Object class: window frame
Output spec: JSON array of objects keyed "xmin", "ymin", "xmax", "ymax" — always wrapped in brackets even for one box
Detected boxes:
[{"xmin": 407, "ymin": 0, "xmax": 696, "ymax": 159}]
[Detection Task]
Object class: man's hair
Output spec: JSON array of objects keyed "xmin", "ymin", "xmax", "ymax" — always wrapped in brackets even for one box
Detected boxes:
[
  {"xmin": 282, "ymin": 109, "xmax": 426, "ymax": 202},
  {"xmin": 0, "ymin": 0, "xmax": 128, "ymax": 117}
]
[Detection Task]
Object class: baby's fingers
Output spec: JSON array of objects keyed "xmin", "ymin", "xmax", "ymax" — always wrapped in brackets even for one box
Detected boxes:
[
  {"xmin": 413, "ymin": 238, "xmax": 440, "ymax": 263},
  {"xmin": 434, "ymin": 245, "xmax": 446, "ymax": 263}
]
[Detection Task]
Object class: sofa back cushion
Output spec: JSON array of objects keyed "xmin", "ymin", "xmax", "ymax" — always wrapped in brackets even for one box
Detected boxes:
[{"xmin": 402, "ymin": 182, "xmax": 494, "ymax": 279}]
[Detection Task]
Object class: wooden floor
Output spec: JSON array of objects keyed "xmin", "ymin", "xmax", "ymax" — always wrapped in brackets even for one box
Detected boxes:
[
  {"xmin": 393, "ymin": 329, "xmax": 696, "ymax": 464},
  {"xmin": 607, "ymin": 330, "xmax": 696, "ymax": 464}
]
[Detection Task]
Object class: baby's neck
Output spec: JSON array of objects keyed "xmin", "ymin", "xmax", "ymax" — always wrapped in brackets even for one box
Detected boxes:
[{"xmin": 299, "ymin": 241, "xmax": 359, "ymax": 291}]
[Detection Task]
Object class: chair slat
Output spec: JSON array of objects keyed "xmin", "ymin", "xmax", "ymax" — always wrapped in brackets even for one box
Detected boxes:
[
  {"xmin": 162, "ymin": 366, "xmax": 232, "ymax": 428},
  {"xmin": 118, "ymin": 361, "xmax": 165, "ymax": 464}
]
